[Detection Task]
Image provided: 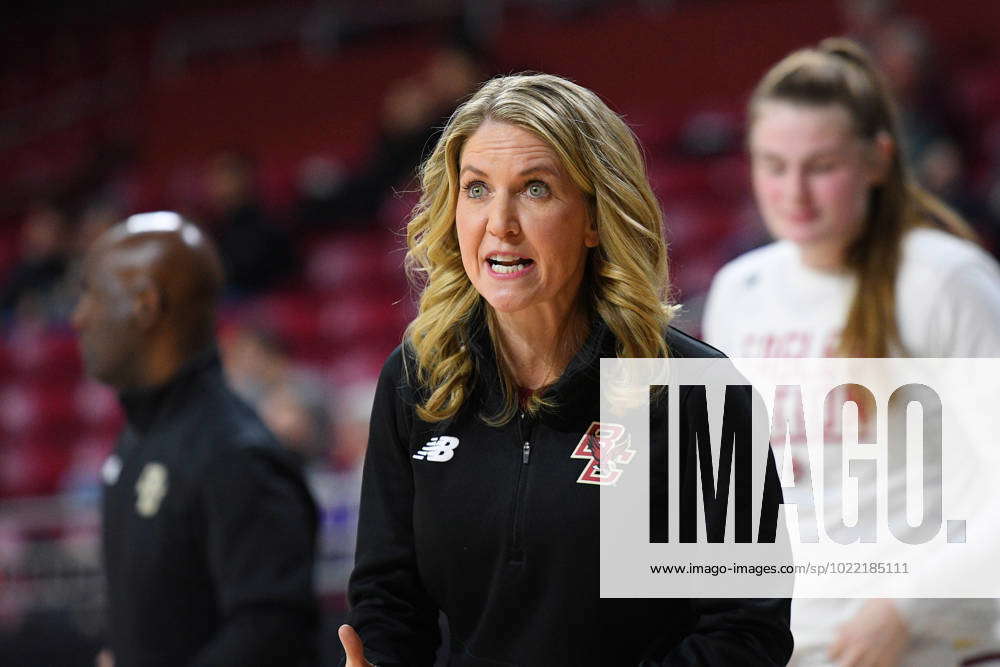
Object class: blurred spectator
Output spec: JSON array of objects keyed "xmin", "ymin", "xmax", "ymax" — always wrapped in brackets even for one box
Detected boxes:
[
  {"xmin": 260, "ymin": 377, "xmax": 334, "ymax": 465},
  {"xmin": 986, "ymin": 168, "xmax": 1000, "ymax": 256},
  {"xmin": 296, "ymin": 40, "xmax": 488, "ymax": 229},
  {"xmin": 225, "ymin": 323, "xmax": 376, "ymax": 483},
  {"xmin": 872, "ymin": 18, "xmax": 965, "ymax": 167},
  {"xmin": 203, "ymin": 151, "xmax": 296, "ymax": 296},
  {"xmin": 222, "ymin": 324, "xmax": 291, "ymax": 404},
  {"xmin": 308, "ymin": 379, "xmax": 375, "ymax": 626},
  {"xmin": 330, "ymin": 379, "xmax": 375, "ymax": 473},
  {"xmin": 221, "ymin": 322, "xmax": 374, "ymax": 630},
  {"xmin": 59, "ymin": 199, "xmax": 123, "ymax": 321},
  {"xmin": 222, "ymin": 324, "xmax": 334, "ymax": 465},
  {"xmin": 0, "ymin": 202, "xmax": 73, "ymax": 326},
  {"xmin": 838, "ymin": 0, "xmax": 896, "ymax": 46},
  {"xmin": 918, "ymin": 138, "xmax": 998, "ymax": 250},
  {"xmin": 866, "ymin": 17, "xmax": 996, "ymax": 247},
  {"xmin": 72, "ymin": 201, "xmax": 120, "ymax": 259}
]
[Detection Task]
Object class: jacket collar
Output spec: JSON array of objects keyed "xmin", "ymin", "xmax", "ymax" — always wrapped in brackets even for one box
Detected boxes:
[
  {"xmin": 465, "ymin": 302, "xmax": 616, "ymax": 427},
  {"xmin": 118, "ymin": 345, "xmax": 221, "ymax": 434}
]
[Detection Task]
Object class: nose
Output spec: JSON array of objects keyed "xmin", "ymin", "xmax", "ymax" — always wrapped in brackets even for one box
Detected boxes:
[
  {"xmin": 485, "ymin": 191, "xmax": 520, "ymax": 239},
  {"xmin": 70, "ymin": 297, "xmax": 86, "ymax": 332},
  {"xmin": 788, "ymin": 168, "xmax": 810, "ymax": 207}
]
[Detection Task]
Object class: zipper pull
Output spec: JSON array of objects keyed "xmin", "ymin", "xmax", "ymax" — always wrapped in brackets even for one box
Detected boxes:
[{"xmin": 522, "ymin": 441, "xmax": 531, "ymax": 464}]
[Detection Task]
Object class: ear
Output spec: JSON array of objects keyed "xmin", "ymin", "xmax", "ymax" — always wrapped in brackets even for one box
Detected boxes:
[
  {"xmin": 584, "ymin": 210, "xmax": 599, "ymax": 248},
  {"xmin": 132, "ymin": 284, "xmax": 164, "ymax": 330},
  {"xmin": 868, "ymin": 131, "xmax": 895, "ymax": 185}
]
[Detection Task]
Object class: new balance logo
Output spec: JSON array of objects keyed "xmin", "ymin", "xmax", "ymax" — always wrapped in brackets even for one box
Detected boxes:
[{"xmin": 413, "ymin": 436, "xmax": 460, "ymax": 462}]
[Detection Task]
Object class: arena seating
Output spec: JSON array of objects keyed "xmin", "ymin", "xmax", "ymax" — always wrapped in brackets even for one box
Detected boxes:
[{"xmin": 1, "ymin": 0, "xmax": 999, "ymax": 518}]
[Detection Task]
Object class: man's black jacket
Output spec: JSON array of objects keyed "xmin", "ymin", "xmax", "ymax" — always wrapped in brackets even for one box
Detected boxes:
[{"xmin": 102, "ymin": 348, "xmax": 318, "ymax": 667}]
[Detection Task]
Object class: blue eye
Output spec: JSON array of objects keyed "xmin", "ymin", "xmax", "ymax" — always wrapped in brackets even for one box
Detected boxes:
[
  {"xmin": 465, "ymin": 182, "xmax": 487, "ymax": 198},
  {"xmin": 526, "ymin": 181, "xmax": 549, "ymax": 198},
  {"xmin": 757, "ymin": 159, "xmax": 784, "ymax": 176}
]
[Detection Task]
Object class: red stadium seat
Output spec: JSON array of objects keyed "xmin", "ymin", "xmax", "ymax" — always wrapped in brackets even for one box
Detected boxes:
[
  {"xmin": 0, "ymin": 438, "xmax": 69, "ymax": 498},
  {"xmin": 6, "ymin": 331, "xmax": 82, "ymax": 380},
  {"xmin": 73, "ymin": 379, "xmax": 121, "ymax": 428},
  {"xmin": 305, "ymin": 232, "xmax": 398, "ymax": 292}
]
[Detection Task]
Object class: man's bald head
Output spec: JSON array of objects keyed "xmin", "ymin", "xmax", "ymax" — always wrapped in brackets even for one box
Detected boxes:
[{"xmin": 73, "ymin": 212, "xmax": 225, "ymax": 389}]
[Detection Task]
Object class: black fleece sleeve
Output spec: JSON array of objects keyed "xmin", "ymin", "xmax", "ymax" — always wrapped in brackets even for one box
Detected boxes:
[
  {"xmin": 189, "ymin": 446, "xmax": 319, "ymax": 667},
  {"xmin": 652, "ymin": 382, "xmax": 793, "ymax": 666},
  {"xmin": 651, "ymin": 596, "xmax": 792, "ymax": 666},
  {"xmin": 346, "ymin": 347, "xmax": 441, "ymax": 666}
]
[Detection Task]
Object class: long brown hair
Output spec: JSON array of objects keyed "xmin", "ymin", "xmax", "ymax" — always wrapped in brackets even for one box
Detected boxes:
[{"xmin": 749, "ymin": 38, "xmax": 976, "ymax": 357}]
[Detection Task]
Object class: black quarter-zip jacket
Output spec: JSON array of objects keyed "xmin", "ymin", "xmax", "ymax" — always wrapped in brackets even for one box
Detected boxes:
[
  {"xmin": 102, "ymin": 348, "xmax": 319, "ymax": 667},
  {"xmin": 348, "ymin": 318, "xmax": 792, "ymax": 666}
]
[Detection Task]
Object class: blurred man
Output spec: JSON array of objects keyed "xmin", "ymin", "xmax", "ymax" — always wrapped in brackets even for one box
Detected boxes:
[
  {"xmin": 72, "ymin": 212, "xmax": 318, "ymax": 667},
  {"xmin": 203, "ymin": 151, "xmax": 295, "ymax": 296},
  {"xmin": 0, "ymin": 200, "xmax": 72, "ymax": 324}
]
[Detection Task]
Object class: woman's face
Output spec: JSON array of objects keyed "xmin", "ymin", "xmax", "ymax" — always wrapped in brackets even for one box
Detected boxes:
[
  {"xmin": 456, "ymin": 120, "xmax": 598, "ymax": 317},
  {"xmin": 749, "ymin": 101, "xmax": 885, "ymax": 267}
]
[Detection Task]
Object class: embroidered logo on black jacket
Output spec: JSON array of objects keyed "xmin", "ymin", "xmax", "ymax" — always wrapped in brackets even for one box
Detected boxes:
[
  {"xmin": 413, "ymin": 436, "xmax": 460, "ymax": 462},
  {"xmin": 570, "ymin": 421, "xmax": 634, "ymax": 485},
  {"xmin": 135, "ymin": 462, "xmax": 169, "ymax": 517}
]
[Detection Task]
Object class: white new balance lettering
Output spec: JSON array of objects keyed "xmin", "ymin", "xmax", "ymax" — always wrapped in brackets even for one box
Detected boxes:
[{"xmin": 413, "ymin": 436, "xmax": 460, "ymax": 462}]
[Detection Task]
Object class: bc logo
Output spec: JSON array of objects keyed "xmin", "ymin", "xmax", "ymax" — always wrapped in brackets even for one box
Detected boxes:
[{"xmin": 571, "ymin": 422, "xmax": 635, "ymax": 485}]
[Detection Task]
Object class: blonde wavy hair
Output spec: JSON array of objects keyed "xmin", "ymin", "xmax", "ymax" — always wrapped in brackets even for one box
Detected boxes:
[{"xmin": 405, "ymin": 72, "xmax": 674, "ymax": 424}]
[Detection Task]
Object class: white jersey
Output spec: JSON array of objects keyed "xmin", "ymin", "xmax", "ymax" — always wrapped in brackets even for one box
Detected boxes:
[
  {"xmin": 704, "ymin": 228, "xmax": 1000, "ymax": 359},
  {"xmin": 703, "ymin": 227, "xmax": 1000, "ymax": 666}
]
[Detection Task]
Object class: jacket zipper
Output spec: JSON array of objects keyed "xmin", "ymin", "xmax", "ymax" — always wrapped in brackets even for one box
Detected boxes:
[{"xmin": 509, "ymin": 410, "xmax": 532, "ymax": 562}]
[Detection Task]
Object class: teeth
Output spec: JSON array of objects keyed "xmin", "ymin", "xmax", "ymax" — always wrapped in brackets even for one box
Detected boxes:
[
  {"xmin": 489, "ymin": 254, "xmax": 525, "ymax": 262},
  {"xmin": 492, "ymin": 263, "xmax": 527, "ymax": 274}
]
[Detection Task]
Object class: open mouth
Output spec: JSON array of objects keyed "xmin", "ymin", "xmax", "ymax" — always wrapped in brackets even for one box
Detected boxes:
[{"xmin": 486, "ymin": 254, "xmax": 534, "ymax": 275}]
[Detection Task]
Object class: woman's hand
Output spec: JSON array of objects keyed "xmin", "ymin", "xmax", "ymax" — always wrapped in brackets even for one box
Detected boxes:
[
  {"xmin": 828, "ymin": 599, "xmax": 909, "ymax": 667},
  {"xmin": 339, "ymin": 624, "xmax": 375, "ymax": 667}
]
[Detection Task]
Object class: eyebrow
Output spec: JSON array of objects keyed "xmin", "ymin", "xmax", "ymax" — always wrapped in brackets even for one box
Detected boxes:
[
  {"xmin": 754, "ymin": 148, "xmax": 844, "ymax": 160},
  {"xmin": 459, "ymin": 164, "xmax": 561, "ymax": 178}
]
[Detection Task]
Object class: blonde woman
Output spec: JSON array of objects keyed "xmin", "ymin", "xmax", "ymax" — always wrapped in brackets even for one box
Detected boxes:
[
  {"xmin": 339, "ymin": 73, "xmax": 792, "ymax": 666},
  {"xmin": 703, "ymin": 39, "xmax": 1000, "ymax": 666}
]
